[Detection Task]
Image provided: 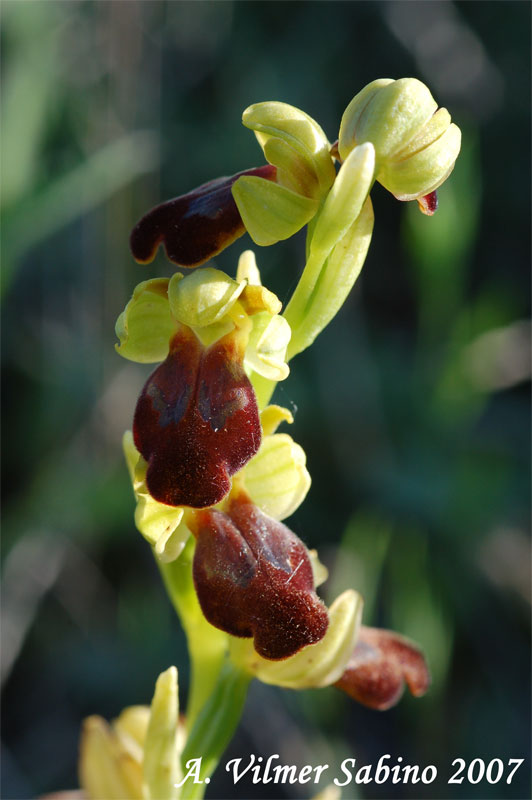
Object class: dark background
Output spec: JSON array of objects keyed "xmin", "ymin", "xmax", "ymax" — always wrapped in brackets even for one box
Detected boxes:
[{"xmin": 1, "ymin": 2, "xmax": 530, "ymax": 798}]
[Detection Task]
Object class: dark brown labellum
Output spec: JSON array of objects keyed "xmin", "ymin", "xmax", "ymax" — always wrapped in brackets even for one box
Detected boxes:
[
  {"xmin": 335, "ymin": 625, "xmax": 430, "ymax": 710},
  {"xmin": 192, "ymin": 492, "xmax": 329, "ymax": 660},
  {"xmin": 133, "ymin": 326, "xmax": 261, "ymax": 508},
  {"xmin": 130, "ymin": 165, "xmax": 277, "ymax": 267}
]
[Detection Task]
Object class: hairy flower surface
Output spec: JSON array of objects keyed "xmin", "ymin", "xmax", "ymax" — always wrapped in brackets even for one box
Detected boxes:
[
  {"xmin": 129, "ymin": 166, "xmax": 276, "ymax": 267},
  {"xmin": 123, "ymin": 403, "xmax": 310, "ymax": 563},
  {"xmin": 191, "ymin": 490, "xmax": 329, "ymax": 660},
  {"xmin": 133, "ymin": 323, "xmax": 260, "ymax": 508},
  {"xmin": 335, "ymin": 626, "xmax": 431, "ymax": 710}
]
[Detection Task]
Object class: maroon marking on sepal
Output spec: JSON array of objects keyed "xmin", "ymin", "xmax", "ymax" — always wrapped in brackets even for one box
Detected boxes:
[
  {"xmin": 133, "ymin": 326, "xmax": 261, "ymax": 508},
  {"xmin": 335, "ymin": 626, "xmax": 430, "ymax": 710},
  {"xmin": 130, "ymin": 165, "xmax": 277, "ymax": 267},
  {"xmin": 417, "ymin": 190, "xmax": 438, "ymax": 216},
  {"xmin": 192, "ymin": 493, "xmax": 329, "ymax": 660}
]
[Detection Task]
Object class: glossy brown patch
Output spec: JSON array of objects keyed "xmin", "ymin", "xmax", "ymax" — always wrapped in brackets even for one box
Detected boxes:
[
  {"xmin": 417, "ymin": 190, "xmax": 438, "ymax": 215},
  {"xmin": 335, "ymin": 625, "xmax": 430, "ymax": 710},
  {"xmin": 130, "ymin": 165, "xmax": 277, "ymax": 267},
  {"xmin": 133, "ymin": 326, "xmax": 261, "ymax": 508},
  {"xmin": 192, "ymin": 492, "xmax": 329, "ymax": 659}
]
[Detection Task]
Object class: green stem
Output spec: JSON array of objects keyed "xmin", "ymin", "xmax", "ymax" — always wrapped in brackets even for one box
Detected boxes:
[
  {"xmin": 179, "ymin": 662, "xmax": 251, "ymax": 800},
  {"xmin": 158, "ymin": 538, "xmax": 228, "ymax": 732}
]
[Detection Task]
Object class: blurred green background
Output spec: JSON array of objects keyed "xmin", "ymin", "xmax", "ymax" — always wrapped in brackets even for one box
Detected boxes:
[{"xmin": 1, "ymin": 1, "xmax": 530, "ymax": 798}]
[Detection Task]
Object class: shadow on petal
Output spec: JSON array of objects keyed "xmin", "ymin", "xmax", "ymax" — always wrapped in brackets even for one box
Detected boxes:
[
  {"xmin": 130, "ymin": 165, "xmax": 277, "ymax": 267},
  {"xmin": 335, "ymin": 625, "xmax": 430, "ymax": 710}
]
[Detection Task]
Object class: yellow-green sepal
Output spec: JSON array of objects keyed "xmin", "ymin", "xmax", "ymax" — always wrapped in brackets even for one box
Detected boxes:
[
  {"xmin": 240, "ymin": 430, "xmax": 310, "ymax": 521},
  {"xmin": 338, "ymin": 78, "xmax": 394, "ymax": 160},
  {"xmin": 115, "ymin": 278, "xmax": 177, "ymax": 364},
  {"xmin": 123, "ymin": 432, "xmax": 191, "ymax": 563},
  {"xmin": 232, "ymin": 175, "xmax": 317, "ymax": 245},
  {"xmin": 379, "ymin": 122, "xmax": 462, "ymax": 200}
]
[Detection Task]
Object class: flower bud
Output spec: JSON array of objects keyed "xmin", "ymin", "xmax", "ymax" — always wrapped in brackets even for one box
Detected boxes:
[
  {"xmin": 232, "ymin": 102, "xmax": 336, "ymax": 246},
  {"xmin": 192, "ymin": 492, "xmax": 329, "ymax": 660},
  {"xmin": 339, "ymin": 78, "xmax": 461, "ymax": 201}
]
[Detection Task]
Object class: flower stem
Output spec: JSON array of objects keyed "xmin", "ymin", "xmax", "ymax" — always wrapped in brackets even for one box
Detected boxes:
[
  {"xmin": 158, "ymin": 538, "xmax": 228, "ymax": 732},
  {"xmin": 179, "ymin": 661, "xmax": 251, "ymax": 800}
]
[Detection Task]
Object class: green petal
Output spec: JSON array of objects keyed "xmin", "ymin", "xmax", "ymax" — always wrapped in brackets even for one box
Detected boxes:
[
  {"xmin": 143, "ymin": 667, "xmax": 181, "ymax": 800},
  {"xmin": 241, "ymin": 431, "xmax": 310, "ymax": 520},
  {"xmin": 115, "ymin": 278, "xmax": 177, "ymax": 364},
  {"xmin": 168, "ymin": 267, "xmax": 245, "ymax": 329},
  {"xmin": 243, "ymin": 101, "xmax": 336, "ymax": 194},
  {"xmin": 232, "ymin": 176, "xmax": 318, "ymax": 246}
]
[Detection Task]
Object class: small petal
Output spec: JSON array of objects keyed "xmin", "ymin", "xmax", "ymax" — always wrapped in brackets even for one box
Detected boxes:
[
  {"xmin": 115, "ymin": 278, "xmax": 177, "ymax": 364},
  {"xmin": 259, "ymin": 404, "xmax": 294, "ymax": 436},
  {"xmin": 232, "ymin": 176, "xmax": 318, "ymax": 246},
  {"xmin": 192, "ymin": 493, "xmax": 329, "ymax": 660},
  {"xmin": 130, "ymin": 165, "xmax": 276, "ymax": 267},
  {"xmin": 236, "ymin": 249, "xmax": 262, "ymax": 285},
  {"xmin": 133, "ymin": 326, "xmax": 261, "ymax": 508},
  {"xmin": 240, "ymin": 431, "xmax": 310, "ymax": 520},
  {"xmin": 263, "ymin": 136, "xmax": 319, "ymax": 197},
  {"xmin": 230, "ymin": 590, "xmax": 362, "ymax": 689},
  {"xmin": 335, "ymin": 626, "xmax": 430, "ymax": 710},
  {"xmin": 143, "ymin": 667, "xmax": 181, "ymax": 800}
]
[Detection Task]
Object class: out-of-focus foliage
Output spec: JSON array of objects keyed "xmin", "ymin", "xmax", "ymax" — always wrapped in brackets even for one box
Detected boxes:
[{"xmin": 1, "ymin": 2, "xmax": 530, "ymax": 799}]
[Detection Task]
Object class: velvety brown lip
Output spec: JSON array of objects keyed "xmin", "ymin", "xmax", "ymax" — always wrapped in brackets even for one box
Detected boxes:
[
  {"xmin": 130, "ymin": 165, "xmax": 277, "ymax": 267},
  {"xmin": 133, "ymin": 325, "xmax": 261, "ymax": 508},
  {"xmin": 192, "ymin": 492, "xmax": 329, "ymax": 660}
]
